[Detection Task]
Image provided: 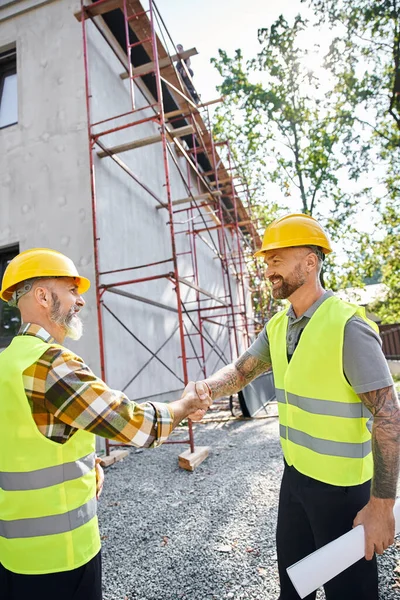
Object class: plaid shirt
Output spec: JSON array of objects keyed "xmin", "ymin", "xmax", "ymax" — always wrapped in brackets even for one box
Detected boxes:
[{"xmin": 18, "ymin": 323, "xmax": 174, "ymax": 446}]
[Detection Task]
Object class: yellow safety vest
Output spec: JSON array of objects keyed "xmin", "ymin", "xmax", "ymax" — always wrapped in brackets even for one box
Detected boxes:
[
  {"xmin": 0, "ymin": 334, "xmax": 100, "ymax": 574},
  {"xmin": 267, "ymin": 295, "xmax": 378, "ymax": 486}
]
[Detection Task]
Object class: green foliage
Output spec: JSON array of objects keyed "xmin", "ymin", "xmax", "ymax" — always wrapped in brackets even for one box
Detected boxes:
[
  {"xmin": 211, "ymin": 15, "xmax": 360, "ymax": 223},
  {"xmin": 212, "ymin": 2, "xmax": 400, "ymax": 322},
  {"xmin": 305, "ymin": 0, "xmax": 400, "ymax": 321},
  {"xmin": 211, "ymin": 14, "xmax": 367, "ymax": 314}
]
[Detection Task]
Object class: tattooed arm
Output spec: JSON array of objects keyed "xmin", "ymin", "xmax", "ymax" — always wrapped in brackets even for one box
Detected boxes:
[
  {"xmin": 187, "ymin": 351, "xmax": 271, "ymax": 421},
  {"xmin": 204, "ymin": 351, "xmax": 271, "ymax": 400},
  {"xmin": 353, "ymin": 385, "xmax": 400, "ymax": 560},
  {"xmin": 359, "ymin": 385, "xmax": 400, "ymax": 499}
]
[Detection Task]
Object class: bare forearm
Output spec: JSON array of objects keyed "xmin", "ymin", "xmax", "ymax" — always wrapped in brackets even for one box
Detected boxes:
[
  {"xmin": 205, "ymin": 364, "xmax": 247, "ymax": 400},
  {"xmin": 205, "ymin": 351, "xmax": 271, "ymax": 400},
  {"xmin": 169, "ymin": 396, "xmax": 204, "ymax": 429},
  {"xmin": 359, "ymin": 386, "xmax": 400, "ymax": 499}
]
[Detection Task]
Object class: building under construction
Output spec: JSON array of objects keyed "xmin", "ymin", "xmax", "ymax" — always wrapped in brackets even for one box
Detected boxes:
[{"xmin": 0, "ymin": 0, "xmax": 263, "ymax": 458}]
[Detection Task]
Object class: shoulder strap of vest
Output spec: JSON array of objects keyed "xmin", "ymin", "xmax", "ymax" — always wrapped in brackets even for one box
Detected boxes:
[
  {"xmin": 265, "ymin": 308, "xmax": 287, "ymax": 334},
  {"xmin": 335, "ymin": 298, "xmax": 379, "ymax": 334}
]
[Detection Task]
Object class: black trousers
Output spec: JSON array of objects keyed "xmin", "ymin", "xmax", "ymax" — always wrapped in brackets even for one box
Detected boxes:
[
  {"xmin": 0, "ymin": 551, "xmax": 102, "ymax": 600},
  {"xmin": 277, "ymin": 462, "xmax": 378, "ymax": 600}
]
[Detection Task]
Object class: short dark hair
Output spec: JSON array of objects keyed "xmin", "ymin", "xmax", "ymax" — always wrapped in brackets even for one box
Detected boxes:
[{"xmin": 306, "ymin": 245, "xmax": 325, "ymax": 263}]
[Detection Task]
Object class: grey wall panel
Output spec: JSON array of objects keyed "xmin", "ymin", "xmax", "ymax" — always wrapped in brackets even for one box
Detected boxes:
[{"xmin": 0, "ymin": 0, "xmax": 100, "ymax": 372}]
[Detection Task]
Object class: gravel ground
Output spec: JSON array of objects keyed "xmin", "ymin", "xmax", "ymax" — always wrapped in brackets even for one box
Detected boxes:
[{"xmin": 98, "ymin": 411, "xmax": 399, "ymax": 600}]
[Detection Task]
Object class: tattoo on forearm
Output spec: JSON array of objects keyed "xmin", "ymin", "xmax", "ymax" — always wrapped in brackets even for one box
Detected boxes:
[
  {"xmin": 359, "ymin": 386, "xmax": 400, "ymax": 499},
  {"xmin": 206, "ymin": 351, "xmax": 271, "ymax": 400}
]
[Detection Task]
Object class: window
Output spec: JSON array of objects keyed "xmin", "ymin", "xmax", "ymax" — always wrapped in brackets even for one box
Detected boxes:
[
  {"xmin": 0, "ymin": 245, "xmax": 21, "ymax": 348},
  {"xmin": 0, "ymin": 47, "xmax": 17, "ymax": 129}
]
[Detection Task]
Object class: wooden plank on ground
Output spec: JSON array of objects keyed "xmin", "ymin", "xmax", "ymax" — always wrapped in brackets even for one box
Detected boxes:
[
  {"xmin": 99, "ymin": 448, "xmax": 129, "ymax": 467},
  {"xmin": 178, "ymin": 446, "xmax": 210, "ymax": 471}
]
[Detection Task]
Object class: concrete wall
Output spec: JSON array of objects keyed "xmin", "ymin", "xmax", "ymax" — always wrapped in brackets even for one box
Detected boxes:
[
  {"xmin": 0, "ymin": 0, "xmax": 101, "ymax": 370},
  {"xmin": 0, "ymin": 0, "xmax": 249, "ymax": 407}
]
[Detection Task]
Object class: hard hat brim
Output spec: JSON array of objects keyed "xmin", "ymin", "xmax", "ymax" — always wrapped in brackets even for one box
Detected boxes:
[
  {"xmin": 0, "ymin": 275, "xmax": 91, "ymax": 303},
  {"xmin": 254, "ymin": 240, "xmax": 332, "ymax": 258},
  {"xmin": 76, "ymin": 276, "xmax": 91, "ymax": 295}
]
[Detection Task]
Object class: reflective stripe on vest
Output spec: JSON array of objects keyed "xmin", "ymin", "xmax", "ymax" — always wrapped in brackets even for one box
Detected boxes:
[
  {"xmin": 0, "ymin": 496, "xmax": 97, "ymax": 539},
  {"xmin": 275, "ymin": 388, "xmax": 372, "ymax": 419},
  {"xmin": 0, "ymin": 452, "xmax": 95, "ymax": 491},
  {"xmin": 279, "ymin": 424, "xmax": 372, "ymax": 459}
]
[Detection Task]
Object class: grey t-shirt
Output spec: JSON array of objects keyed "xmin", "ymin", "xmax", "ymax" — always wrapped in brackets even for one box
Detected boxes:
[{"xmin": 248, "ymin": 291, "xmax": 393, "ymax": 394}]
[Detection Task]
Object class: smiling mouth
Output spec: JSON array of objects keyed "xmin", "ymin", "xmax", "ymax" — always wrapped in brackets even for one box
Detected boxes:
[{"xmin": 270, "ymin": 278, "xmax": 282, "ymax": 287}]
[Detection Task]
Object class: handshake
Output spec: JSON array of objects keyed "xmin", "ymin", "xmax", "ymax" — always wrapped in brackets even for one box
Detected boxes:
[{"xmin": 181, "ymin": 380, "xmax": 213, "ymax": 422}]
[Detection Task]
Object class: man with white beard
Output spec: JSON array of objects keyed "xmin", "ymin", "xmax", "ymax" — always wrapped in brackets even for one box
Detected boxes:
[{"xmin": 0, "ymin": 248, "xmax": 211, "ymax": 600}]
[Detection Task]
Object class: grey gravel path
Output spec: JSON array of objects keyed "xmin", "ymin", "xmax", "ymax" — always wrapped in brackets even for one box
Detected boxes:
[{"xmin": 98, "ymin": 415, "xmax": 399, "ymax": 600}]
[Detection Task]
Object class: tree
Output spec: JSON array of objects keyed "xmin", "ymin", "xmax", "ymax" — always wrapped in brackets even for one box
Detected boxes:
[
  {"xmin": 212, "ymin": 16, "xmax": 362, "ymax": 221},
  {"xmin": 306, "ymin": 0, "xmax": 400, "ymax": 322},
  {"xmin": 211, "ymin": 14, "xmax": 372, "ymax": 303}
]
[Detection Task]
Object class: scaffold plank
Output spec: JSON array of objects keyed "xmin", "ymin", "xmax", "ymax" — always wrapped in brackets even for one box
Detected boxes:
[
  {"xmin": 210, "ymin": 178, "xmax": 232, "ymax": 186},
  {"xmin": 97, "ymin": 124, "xmax": 194, "ymax": 158},
  {"xmin": 120, "ymin": 48, "xmax": 198, "ymax": 79},
  {"xmin": 193, "ymin": 220, "xmax": 253, "ymax": 234},
  {"xmin": 106, "ymin": 287, "xmax": 178, "ymax": 313},
  {"xmin": 164, "ymin": 98, "xmax": 223, "ymax": 120},
  {"xmin": 156, "ymin": 191, "xmax": 221, "ymax": 210},
  {"xmin": 178, "ymin": 277, "xmax": 228, "ymax": 306},
  {"xmin": 97, "ymin": 133, "xmax": 161, "ymax": 157},
  {"xmin": 74, "ymin": 0, "xmax": 122, "ymax": 21}
]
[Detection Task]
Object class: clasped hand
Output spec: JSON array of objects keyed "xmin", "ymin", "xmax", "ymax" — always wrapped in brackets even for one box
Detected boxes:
[{"xmin": 181, "ymin": 380, "xmax": 212, "ymax": 421}]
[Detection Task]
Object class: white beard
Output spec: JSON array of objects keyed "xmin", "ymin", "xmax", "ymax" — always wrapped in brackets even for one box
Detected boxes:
[
  {"xmin": 65, "ymin": 314, "xmax": 83, "ymax": 340},
  {"xmin": 50, "ymin": 293, "xmax": 84, "ymax": 341}
]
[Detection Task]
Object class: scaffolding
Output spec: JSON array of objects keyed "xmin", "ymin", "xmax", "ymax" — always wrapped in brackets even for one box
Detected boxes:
[{"xmin": 77, "ymin": 0, "xmax": 265, "ymax": 464}]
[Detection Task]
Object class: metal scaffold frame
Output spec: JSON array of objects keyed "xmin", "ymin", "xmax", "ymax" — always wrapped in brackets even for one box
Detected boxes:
[{"xmin": 78, "ymin": 0, "xmax": 264, "ymax": 461}]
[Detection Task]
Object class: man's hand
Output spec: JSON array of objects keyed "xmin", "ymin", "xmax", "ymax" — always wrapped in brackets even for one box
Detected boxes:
[
  {"xmin": 353, "ymin": 497, "xmax": 395, "ymax": 560},
  {"xmin": 183, "ymin": 381, "xmax": 212, "ymax": 422},
  {"xmin": 186, "ymin": 381, "xmax": 212, "ymax": 421},
  {"xmin": 169, "ymin": 381, "xmax": 212, "ymax": 428},
  {"xmin": 95, "ymin": 457, "xmax": 104, "ymax": 500}
]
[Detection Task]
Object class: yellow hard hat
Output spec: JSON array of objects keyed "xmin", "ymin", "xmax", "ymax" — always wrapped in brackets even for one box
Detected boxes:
[
  {"xmin": 0, "ymin": 248, "xmax": 90, "ymax": 302},
  {"xmin": 254, "ymin": 213, "xmax": 332, "ymax": 258}
]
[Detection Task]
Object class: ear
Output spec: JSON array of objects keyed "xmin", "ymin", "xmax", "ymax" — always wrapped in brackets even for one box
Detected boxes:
[
  {"xmin": 305, "ymin": 252, "xmax": 318, "ymax": 273},
  {"xmin": 33, "ymin": 285, "xmax": 52, "ymax": 308}
]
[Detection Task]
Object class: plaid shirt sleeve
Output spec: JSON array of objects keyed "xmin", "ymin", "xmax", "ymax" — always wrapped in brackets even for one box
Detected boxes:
[{"xmin": 23, "ymin": 345, "xmax": 174, "ymax": 447}]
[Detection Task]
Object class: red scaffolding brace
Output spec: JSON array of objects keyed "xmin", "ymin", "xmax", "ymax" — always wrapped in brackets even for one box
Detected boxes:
[{"xmin": 77, "ymin": 0, "xmax": 265, "ymax": 467}]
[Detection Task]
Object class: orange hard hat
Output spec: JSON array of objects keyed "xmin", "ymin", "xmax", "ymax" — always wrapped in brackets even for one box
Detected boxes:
[
  {"xmin": 0, "ymin": 248, "xmax": 90, "ymax": 302},
  {"xmin": 254, "ymin": 213, "xmax": 332, "ymax": 258}
]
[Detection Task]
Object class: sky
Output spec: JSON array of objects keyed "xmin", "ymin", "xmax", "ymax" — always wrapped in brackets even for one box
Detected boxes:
[{"xmin": 154, "ymin": 0, "xmax": 307, "ymax": 105}]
